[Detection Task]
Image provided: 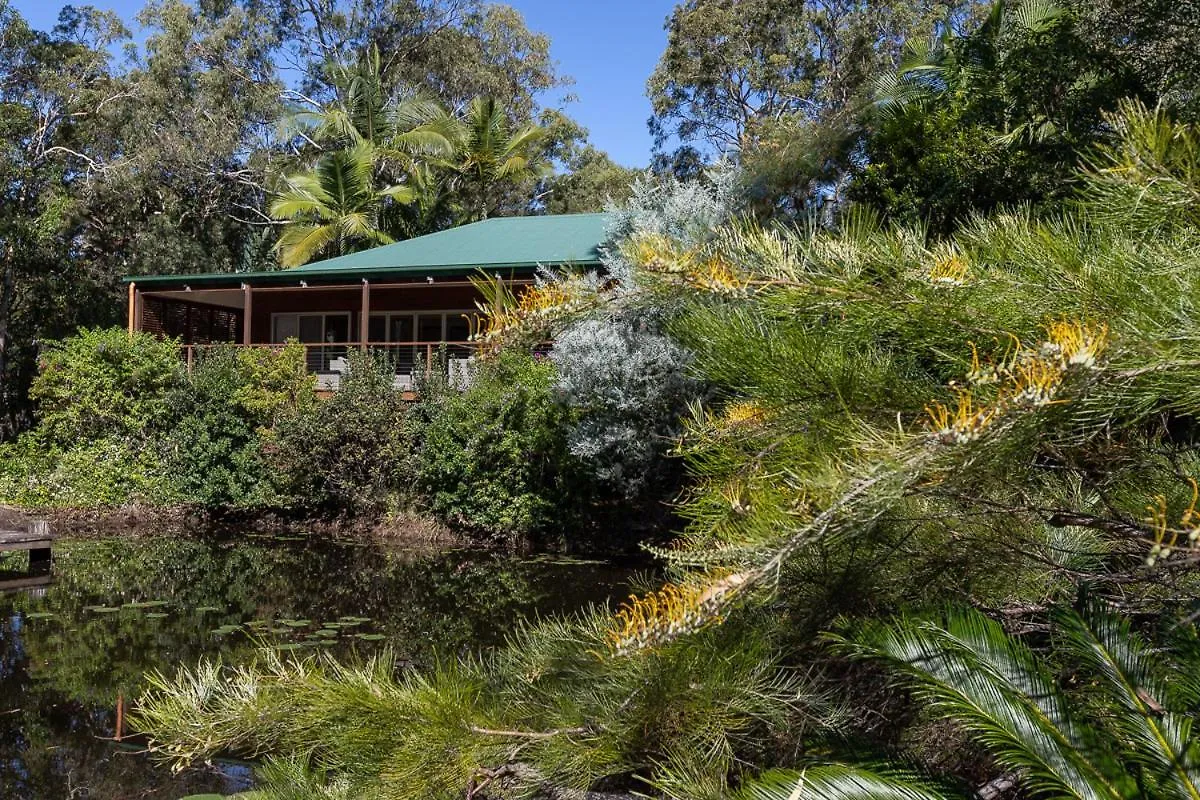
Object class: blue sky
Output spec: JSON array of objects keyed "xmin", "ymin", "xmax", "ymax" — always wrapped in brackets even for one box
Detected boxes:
[{"xmin": 9, "ymin": 0, "xmax": 676, "ymax": 167}]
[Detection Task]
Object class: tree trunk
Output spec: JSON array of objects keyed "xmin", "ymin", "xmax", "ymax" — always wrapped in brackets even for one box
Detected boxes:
[{"xmin": 0, "ymin": 240, "xmax": 14, "ymax": 436}]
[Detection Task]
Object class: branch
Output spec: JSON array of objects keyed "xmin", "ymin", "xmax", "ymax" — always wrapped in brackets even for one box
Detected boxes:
[
  {"xmin": 477, "ymin": 763, "xmax": 637, "ymax": 800},
  {"xmin": 1045, "ymin": 511, "xmax": 1147, "ymax": 539},
  {"xmin": 469, "ymin": 725, "xmax": 589, "ymax": 740}
]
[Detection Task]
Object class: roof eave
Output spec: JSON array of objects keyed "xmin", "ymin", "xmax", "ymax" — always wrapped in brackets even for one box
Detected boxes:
[{"xmin": 123, "ymin": 258, "xmax": 602, "ymax": 289}]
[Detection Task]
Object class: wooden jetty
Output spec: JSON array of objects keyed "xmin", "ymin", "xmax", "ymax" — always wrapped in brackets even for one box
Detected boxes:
[{"xmin": 0, "ymin": 519, "xmax": 54, "ymax": 570}]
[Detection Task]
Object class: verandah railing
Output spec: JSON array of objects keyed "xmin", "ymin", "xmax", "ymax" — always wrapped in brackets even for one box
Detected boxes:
[{"xmin": 180, "ymin": 341, "xmax": 477, "ymax": 387}]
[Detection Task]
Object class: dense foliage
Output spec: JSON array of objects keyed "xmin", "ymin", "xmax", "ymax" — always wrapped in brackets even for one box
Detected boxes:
[
  {"xmin": 6, "ymin": 0, "xmax": 1200, "ymax": 797},
  {"xmin": 135, "ymin": 103, "xmax": 1200, "ymax": 799},
  {"xmin": 164, "ymin": 345, "xmax": 314, "ymax": 508},
  {"xmin": 271, "ymin": 350, "xmax": 409, "ymax": 514},
  {"xmin": 413, "ymin": 351, "xmax": 577, "ymax": 541}
]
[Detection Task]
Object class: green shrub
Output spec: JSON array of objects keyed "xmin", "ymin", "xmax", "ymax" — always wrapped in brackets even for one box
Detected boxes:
[
  {"xmin": 0, "ymin": 436, "xmax": 179, "ymax": 508},
  {"xmin": 29, "ymin": 327, "xmax": 182, "ymax": 447},
  {"xmin": 414, "ymin": 351, "xmax": 578, "ymax": 540},
  {"xmin": 234, "ymin": 342, "xmax": 317, "ymax": 428},
  {"xmin": 270, "ymin": 350, "xmax": 409, "ymax": 515},
  {"xmin": 164, "ymin": 346, "xmax": 281, "ymax": 509}
]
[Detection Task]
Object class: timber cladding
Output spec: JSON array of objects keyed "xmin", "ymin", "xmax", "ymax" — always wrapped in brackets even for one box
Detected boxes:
[{"xmin": 141, "ymin": 295, "xmax": 242, "ymax": 345}]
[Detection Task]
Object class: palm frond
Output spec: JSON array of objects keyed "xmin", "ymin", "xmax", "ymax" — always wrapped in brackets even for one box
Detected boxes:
[
  {"xmin": 274, "ymin": 223, "xmax": 338, "ymax": 268},
  {"xmin": 1005, "ymin": 0, "xmax": 1068, "ymax": 34}
]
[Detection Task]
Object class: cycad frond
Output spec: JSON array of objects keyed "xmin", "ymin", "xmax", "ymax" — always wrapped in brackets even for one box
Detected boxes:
[
  {"xmin": 1055, "ymin": 606, "xmax": 1200, "ymax": 798},
  {"xmin": 833, "ymin": 610, "xmax": 1125, "ymax": 800},
  {"xmin": 735, "ymin": 765, "xmax": 955, "ymax": 800}
]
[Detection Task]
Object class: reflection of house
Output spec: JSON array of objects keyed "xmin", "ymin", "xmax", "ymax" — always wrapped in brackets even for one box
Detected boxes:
[{"xmin": 123, "ymin": 213, "xmax": 610, "ymax": 388}]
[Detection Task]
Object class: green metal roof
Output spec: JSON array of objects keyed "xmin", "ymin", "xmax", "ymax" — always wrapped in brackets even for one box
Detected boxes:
[{"xmin": 124, "ymin": 212, "xmax": 613, "ymax": 288}]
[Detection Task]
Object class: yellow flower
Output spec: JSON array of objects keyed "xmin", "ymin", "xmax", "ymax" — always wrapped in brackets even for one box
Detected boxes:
[
  {"xmin": 926, "ymin": 390, "xmax": 998, "ymax": 444},
  {"xmin": 722, "ymin": 400, "xmax": 766, "ymax": 426},
  {"xmin": 928, "ymin": 252, "xmax": 969, "ymax": 286},
  {"xmin": 606, "ymin": 571, "xmax": 750, "ymax": 655},
  {"xmin": 1044, "ymin": 319, "xmax": 1109, "ymax": 369}
]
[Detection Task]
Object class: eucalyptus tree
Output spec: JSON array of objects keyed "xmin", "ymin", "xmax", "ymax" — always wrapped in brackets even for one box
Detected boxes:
[
  {"xmin": 647, "ymin": 0, "xmax": 990, "ymax": 161},
  {"xmin": 270, "ymin": 0, "xmax": 565, "ymax": 124}
]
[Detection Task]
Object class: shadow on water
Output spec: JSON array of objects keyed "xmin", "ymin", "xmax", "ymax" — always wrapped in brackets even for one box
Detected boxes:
[{"xmin": 0, "ymin": 528, "xmax": 643, "ymax": 799}]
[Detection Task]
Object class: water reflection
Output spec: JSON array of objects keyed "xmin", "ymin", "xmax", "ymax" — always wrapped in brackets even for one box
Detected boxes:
[{"xmin": 0, "ymin": 532, "xmax": 637, "ymax": 799}]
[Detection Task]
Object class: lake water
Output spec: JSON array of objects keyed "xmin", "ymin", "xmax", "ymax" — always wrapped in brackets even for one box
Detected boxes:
[{"xmin": 0, "ymin": 531, "xmax": 640, "ymax": 798}]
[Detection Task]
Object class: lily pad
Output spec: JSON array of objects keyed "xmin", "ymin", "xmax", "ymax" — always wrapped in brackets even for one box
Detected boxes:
[
  {"xmin": 355, "ymin": 633, "xmax": 386, "ymax": 641},
  {"xmin": 315, "ymin": 629, "xmax": 339, "ymax": 637},
  {"xmin": 24, "ymin": 611, "xmax": 54, "ymax": 620},
  {"xmin": 86, "ymin": 606, "xmax": 121, "ymax": 614},
  {"xmin": 145, "ymin": 612, "xmax": 169, "ymax": 619},
  {"xmin": 280, "ymin": 619, "xmax": 311, "ymax": 628},
  {"xmin": 124, "ymin": 600, "xmax": 169, "ymax": 609}
]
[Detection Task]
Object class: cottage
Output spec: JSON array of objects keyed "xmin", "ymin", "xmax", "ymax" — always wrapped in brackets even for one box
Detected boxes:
[{"xmin": 123, "ymin": 213, "xmax": 611, "ymax": 388}]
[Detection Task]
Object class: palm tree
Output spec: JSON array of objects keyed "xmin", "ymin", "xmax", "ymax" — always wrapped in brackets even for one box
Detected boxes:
[
  {"xmin": 289, "ymin": 46, "xmax": 458, "ymax": 169},
  {"xmin": 738, "ymin": 605, "xmax": 1200, "ymax": 799},
  {"xmin": 450, "ymin": 95, "xmax": 550, "ymax": 221},
  {"xmin": 269, "ymin": 144, "xmax": 415, "ymax": 267}
]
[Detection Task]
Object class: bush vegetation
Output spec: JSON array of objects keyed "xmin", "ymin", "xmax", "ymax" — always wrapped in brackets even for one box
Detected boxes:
[
  {"xmin": 413, "ymin": 351, "xmax": 578, "ymax": 541},
  {"xmin": 11, "ymin": 3, "xmax": 1200, "ymax": 795},
  {"xmin": 134, "ymin": 102, "xmax": 1200, "ymax": 799},
  {"xmin": 270, "ymin": 350, "xmax": 410, "ymax": 516}
]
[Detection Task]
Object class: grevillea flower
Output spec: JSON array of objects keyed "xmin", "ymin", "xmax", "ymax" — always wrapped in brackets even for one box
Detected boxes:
[
  {"xmin": 927, "ymin": 318, "xmax": 1110, "ymax": 444},
  {"xmin": 1144, "ymin": 478, "xmax": 1200, "ymax": 567},
  {"xmin": 606, "ymin": 571, "xmax": 750, "ymax": 656},
  {"xmin": 926, "ymin": 390, "xmax": 998, "ymax": 444},
  {"xmin": 1044, "ymin": 319, "xmax": 1109, "ymax": 369},
  {"xmin": 928, "ymin": 252, "xmax": 969, "ymax": 286}
]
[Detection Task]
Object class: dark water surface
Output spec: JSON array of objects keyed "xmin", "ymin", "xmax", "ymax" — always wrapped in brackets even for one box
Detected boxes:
[{"xmin": 0, "ymin": 531, "xmax": 639, "ymax": 799}]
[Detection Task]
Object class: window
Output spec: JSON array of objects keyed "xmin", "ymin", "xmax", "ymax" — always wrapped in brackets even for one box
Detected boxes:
[
  {"xmin": 366, "ymin": 312, "xmax": 474, "ymax": 344},
  {"xmin": 271, "ymin": 313, "xmax": 351, "ymax": 373},
  {"xmin": 271, "ymin": 313, "xmax": 351, "ymax": 344},
  {"xmin": 366, "ymin": 311, "xmax": 475, "ymax": 378}
]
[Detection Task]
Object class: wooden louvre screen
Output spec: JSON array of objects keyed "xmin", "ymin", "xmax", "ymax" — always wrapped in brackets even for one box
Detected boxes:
[{"xmin": 141, "ymin": 296, "xmax": 242, "ymax": 344}]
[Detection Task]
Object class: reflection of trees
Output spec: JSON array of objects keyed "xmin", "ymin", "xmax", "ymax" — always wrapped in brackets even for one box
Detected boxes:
[{"xmin": 0, "ymin": 533, "xmax": 634, "ymax": 798}]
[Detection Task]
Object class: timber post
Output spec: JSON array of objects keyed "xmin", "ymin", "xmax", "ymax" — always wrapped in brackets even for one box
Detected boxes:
[
  {"xmin": 126, "ymin": 282, "xmax": 137, "ymax": 335},
  {"xmin": 241, "ymin": 283, "xmax": 253, "ymax": 345},
  {"xmin": 27, "ymin": 520, "xmax": 51, "ymax": 571},
  {"xmin": 360, "ymin": 278, "xmax": 370, "ymax": 350}
]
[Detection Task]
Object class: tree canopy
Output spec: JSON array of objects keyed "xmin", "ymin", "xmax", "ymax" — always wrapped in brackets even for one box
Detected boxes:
[{"xmin": 0, "ymin": 0, "xmax": 623, "ymax": 434}]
